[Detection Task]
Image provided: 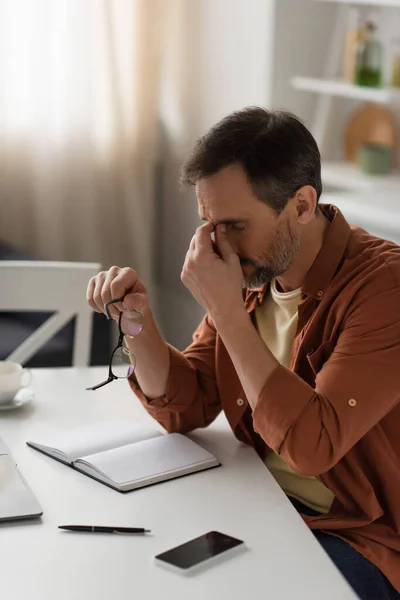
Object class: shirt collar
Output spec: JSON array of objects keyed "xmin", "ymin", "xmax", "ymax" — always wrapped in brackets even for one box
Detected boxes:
[{"xmin": 244, "ymin": 204, "xmax": 351, "ymax": 310}]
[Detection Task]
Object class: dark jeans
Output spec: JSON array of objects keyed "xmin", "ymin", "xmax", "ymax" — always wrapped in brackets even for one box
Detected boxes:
[{"xmin": 289, "ymin": 497, "xmax": 400, "ymax": 600}]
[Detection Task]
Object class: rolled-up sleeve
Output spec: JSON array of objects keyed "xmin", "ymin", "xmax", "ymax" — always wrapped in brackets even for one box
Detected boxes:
[
  {"xmin": 253, "ymin": 285, "xmax": 400, "ymax": 476},
  {"xmin": 129, "ymin": 314, "xmax": 221, "ymax": 433}
]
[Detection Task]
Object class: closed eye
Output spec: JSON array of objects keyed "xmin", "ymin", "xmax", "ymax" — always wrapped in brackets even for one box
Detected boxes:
[
  {"xmin": 200, "ymin": 216, "xmax": 248, "ymax": 231},
  {"xmin": 227, "ymin": 223, "xmax": 246, "ymax": 231}
]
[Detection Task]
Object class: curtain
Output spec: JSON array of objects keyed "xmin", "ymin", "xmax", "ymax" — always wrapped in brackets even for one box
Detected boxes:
[{"xmin": 0, "ymin": 0, "xmax": 167, "ymax": 292}]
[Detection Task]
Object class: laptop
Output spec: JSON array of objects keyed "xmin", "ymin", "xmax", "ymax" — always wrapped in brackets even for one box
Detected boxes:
[{"xmin": 0, "ymin": 436, "xmax": 43, "ymax": 522}]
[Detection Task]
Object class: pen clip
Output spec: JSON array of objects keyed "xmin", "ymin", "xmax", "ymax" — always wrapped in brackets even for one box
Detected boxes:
[{"xmin": 112, "ymin": 529, "xmax": 150, "ymax": 535}]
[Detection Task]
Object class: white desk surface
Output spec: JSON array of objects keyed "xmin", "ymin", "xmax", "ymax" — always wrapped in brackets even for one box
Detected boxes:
[{"xmin": 0, "ymin": 367, "xmax": 356, "ymax": 600}]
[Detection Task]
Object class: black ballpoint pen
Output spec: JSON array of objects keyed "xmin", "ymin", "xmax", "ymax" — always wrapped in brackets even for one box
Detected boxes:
[{"xmin": 58, "ymin": 525, "xmax": 150, "ymax": 534}]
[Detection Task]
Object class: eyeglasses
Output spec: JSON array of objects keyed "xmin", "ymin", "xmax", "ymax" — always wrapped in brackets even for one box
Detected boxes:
[{"xmin": 86, "ymin": 298, "xmax": 144, "ymax": 391}]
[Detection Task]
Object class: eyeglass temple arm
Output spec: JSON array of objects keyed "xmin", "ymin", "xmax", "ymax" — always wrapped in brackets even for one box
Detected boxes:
[
  {"xmin": 86, "ymin": 376, "xmax": 116, "ymax": 391},
  {"xmin": 104, "ymin": 298, "xmax": 125, "ymax": 320},
  {"xmin": 86, "ymin": 348, "xmax": 119, "ymax": 391}
]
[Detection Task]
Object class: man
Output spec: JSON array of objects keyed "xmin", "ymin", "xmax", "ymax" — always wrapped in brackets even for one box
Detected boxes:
[{"xmin": 87, "ymin": 108, "xmax": 400, "ymax": 600}]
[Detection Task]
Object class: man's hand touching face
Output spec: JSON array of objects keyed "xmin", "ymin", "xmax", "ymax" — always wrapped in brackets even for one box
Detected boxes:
[{"xmin": 181, "ymin": 222, "xmax": 245, "ymax": 319}]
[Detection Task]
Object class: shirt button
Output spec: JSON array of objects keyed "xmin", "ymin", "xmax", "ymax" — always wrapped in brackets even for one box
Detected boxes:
[
  {"xmin": 348, "ymin": 398, "xmax": 357, "ymax": 407},
  {"xmin": 317, "ymin": 290, "xmax": 323, "ymax": 298},
  {"xmin": 236, "ymin": 398, "xmax": 245, "ymax": 407}
]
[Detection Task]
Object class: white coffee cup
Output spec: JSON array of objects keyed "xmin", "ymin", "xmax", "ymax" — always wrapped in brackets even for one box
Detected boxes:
[{"xmin": 0, "ymin": 362, "xmax": 32, "ymax": 405}]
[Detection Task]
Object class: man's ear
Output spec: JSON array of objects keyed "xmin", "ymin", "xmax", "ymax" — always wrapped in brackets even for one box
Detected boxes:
[{"xmin": 294, "ymin": 186, "xmax": 318, "ymax": 224}]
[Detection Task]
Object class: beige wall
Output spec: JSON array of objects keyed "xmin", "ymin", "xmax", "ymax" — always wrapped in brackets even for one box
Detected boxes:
[{"xmin": 155, "ymin": 0, "xmax": 274, "ymax": 349}]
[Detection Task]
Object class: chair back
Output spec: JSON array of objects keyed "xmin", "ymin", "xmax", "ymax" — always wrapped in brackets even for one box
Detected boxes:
[{"xmin": 0, "ymin": 260, "xmax": 101, "ymax": 366}]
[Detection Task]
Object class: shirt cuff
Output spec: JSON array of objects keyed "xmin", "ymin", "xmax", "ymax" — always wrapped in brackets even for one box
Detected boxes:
[{"xmin": 252, "ymin": 364, "xmax": 315, "ymax": 452}]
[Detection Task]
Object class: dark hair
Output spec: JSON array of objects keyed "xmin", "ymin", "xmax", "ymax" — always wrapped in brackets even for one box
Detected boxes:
[{"xmin": 180, "ymin": 107, "xmax": 322, "ymax": 213}]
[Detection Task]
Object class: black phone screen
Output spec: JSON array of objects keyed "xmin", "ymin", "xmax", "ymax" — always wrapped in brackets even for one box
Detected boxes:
[{"xmin": 155, "ymin": 531, "xmax": 244, "ymax": 570}]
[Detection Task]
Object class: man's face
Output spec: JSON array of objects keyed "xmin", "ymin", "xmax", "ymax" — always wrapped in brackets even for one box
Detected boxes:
[{"xmin": 197, "ymin": 164, "xmax": 300, "ymax": 289}]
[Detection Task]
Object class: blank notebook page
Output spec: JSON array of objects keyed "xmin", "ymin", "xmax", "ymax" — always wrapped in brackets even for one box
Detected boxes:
[
  {"xmin": 33, "ymin": 420, "xmax": 162, "ymax": 462},
  {"xmin": 77, "ymin": 434, "xmax": 215, "ymax": 484}
]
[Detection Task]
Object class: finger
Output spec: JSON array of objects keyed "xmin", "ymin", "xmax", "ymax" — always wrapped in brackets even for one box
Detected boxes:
[
  {"xmin": 92, "ymin": 272, "xmax": 107, "ymax": 313},
  {"xmin": 101, "ymin": 266, "xmax": 121, "ymax": 319},
  {"xmin": 121, "ymin": 310, "xmax": 144, "ymax": 337},
  {"xmin": 194, "ymin": 222, "xmax": 215, "ymax": 252},
  {"xmin": 111, "ymin": 268, "xmax": 140, "ymax": 310},
  {"xmin": 122, "ymin": 292, "xmax": 148, "ymax": 313},
  {"xmin": 215, "ymin": 224, "xmax": 236, "ymax": 261},
  {"xmin": 86, "ymin": 277, "xmax": 100, "ymax": 312}
]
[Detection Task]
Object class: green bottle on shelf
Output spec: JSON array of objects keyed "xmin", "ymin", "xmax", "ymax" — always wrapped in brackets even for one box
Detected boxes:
[{"xmin": 355, "ymin": 20, "xmax": 383, "ymax": 88}]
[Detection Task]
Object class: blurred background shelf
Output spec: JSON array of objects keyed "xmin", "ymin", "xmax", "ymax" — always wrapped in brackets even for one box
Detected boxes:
[
  {"xmin": 291, "ymin": 76, "xmax": 400, "ymax": 103},
  {"xmin": 292, "ymin": 1, "xmax": 400, "ymax": 206},
  {"xmin": 322, "ymin": 190, "xmax": 400, "ymax": 243},
  {"xmin": 322, "ymin": 161, "xmax": 400, "ymax": 194}
]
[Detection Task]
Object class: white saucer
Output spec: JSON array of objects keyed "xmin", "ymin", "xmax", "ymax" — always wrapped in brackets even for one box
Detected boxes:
[{"xmin": 0, "ymin": 388, "xmax": 34, "ymax": 411}]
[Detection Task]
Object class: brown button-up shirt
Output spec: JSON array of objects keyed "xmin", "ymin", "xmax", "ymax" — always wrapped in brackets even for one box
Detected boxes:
[{"xmin": 130, "ymin": 204, "xmax": 400, "ymax": 592}]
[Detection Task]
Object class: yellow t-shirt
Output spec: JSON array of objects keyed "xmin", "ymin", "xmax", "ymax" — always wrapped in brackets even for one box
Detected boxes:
[{"xmin": 255, "ymin": 280, "xmax": 335, "ymax": 514}]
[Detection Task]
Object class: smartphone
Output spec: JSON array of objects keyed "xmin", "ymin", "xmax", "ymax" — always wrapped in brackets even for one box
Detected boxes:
[{"xmin": 154, "ymin": 531, "xmax": 245, "ymax": 575}]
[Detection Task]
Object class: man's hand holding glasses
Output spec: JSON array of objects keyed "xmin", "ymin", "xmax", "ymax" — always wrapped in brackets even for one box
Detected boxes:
[
  {"xmin": 86, "ymin": 266, "xmax": 170, "ymax": 397},
  {"xmin": 86, "ymin": 267, "xmax": 147, "ymax": 391},
  {"xmin": 85, "ymin": 297, "xmax": 144, "ymax": 391}
]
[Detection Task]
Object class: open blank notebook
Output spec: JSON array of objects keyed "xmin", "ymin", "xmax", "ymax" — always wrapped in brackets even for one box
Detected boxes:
[{"xmin": 27, "ymin": 420, "xmax": 220, "ymax": 493}]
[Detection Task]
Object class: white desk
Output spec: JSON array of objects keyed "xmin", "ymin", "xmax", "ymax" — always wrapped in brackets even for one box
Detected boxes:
[{"xmin": 0, "ymin": 367, "xmax": 356, "ymax": 600}]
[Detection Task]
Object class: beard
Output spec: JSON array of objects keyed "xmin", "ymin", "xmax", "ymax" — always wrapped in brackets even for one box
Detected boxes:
[{"xmin": 240, "ymin": 219, "xmax": 300, "ymax": 289}]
